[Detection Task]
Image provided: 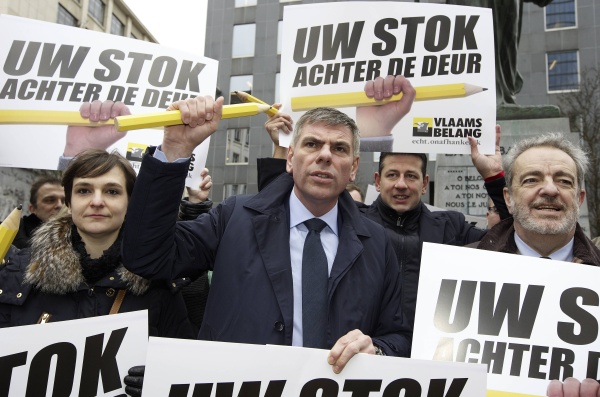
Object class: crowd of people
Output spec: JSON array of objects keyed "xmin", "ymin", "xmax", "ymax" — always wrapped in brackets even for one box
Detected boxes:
[{"xmin": 0, "ymin": 75, "xmax": 599, "ymax": 397}]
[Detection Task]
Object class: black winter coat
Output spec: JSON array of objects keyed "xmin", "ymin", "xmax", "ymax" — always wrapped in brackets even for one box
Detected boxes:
[{"xmin": 0, "ymin": 214, "xmax": 194, "ymax": 339}]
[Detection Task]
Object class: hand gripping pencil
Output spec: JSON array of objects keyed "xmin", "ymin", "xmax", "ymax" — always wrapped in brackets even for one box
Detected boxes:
[
  {"xmin": 0, "ymin": 205, "xmax": 22, "ymax": 263},
  {"xmin": 291, "ymin": 83, "xmax": 487, "ymax": 111},
  {"xmin": 114, "ymin": 102, "xmax": 273, "ymax": 131}
]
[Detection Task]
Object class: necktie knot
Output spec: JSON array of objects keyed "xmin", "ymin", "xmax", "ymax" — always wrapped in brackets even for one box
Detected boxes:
[{"xmin": 304, "ymin": 218, "xmax": 327, "ymax": 233}]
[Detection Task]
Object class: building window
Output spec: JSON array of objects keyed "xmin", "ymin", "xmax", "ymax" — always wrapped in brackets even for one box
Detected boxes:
[
  {"xmin": 88, "ymin": 0, "xmax": 105, "ymax": 25},
  {"xmin": 111, "ymin": 14, "xmax": 125, "ymax": 36},
  {"xmin": 230, "ymin": 75, "xmax": 253, "ymax": 104},
  {"xmin": 277, "ymin": 21, "xmax": 283, "ymax": 55},
  {"xmin": 275, "ymin": 73, "xmax": 281, "ymax": 104},
  {"xmin": 226, "ymin": 128, "xmax": 250, "ymax": 165},
  {"xmin": 547, "ymin": 50, "xmax": 579, "ymax": 92},
  {"xmin": 545, "ymin": 0, "xmax": 576, "ymax": 30},
  {"xmin": 224, "ymin": 184, "xmax": 247, "ymax": 198},
  {"xmin": 232, "ymin": 24, "xmax": 256, "ymax": 58},
  {"xmin": 57, "ymin": 5, "xmax": 78, "ymax": 27},
  {"xmin": 235, "ymin": 0, "xmax": 257, "ymax": 6}
]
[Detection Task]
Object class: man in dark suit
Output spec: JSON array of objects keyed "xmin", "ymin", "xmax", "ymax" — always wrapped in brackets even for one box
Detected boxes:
[{"xmin": 122, "ymin": 96, "xmax": 410, "ymax": 376}]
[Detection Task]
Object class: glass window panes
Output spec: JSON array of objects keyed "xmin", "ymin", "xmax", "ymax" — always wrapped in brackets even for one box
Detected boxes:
[
  {"xmin": 547, "ymin": 50, "xmax": 579, "ymax": 92},
  {"xmin": 111, "ymin": 14, "xmax": 125, "ymax": 36},
  {"xmin": 224, "ymin": 184, "xmax": 247, "ymax": 198},
  {"xmin": 88, "ymin": 0, "xmax": 105, "ymax": 25},
  {"xmin": 226, "ymin": 128, "xmax": 250, "ymax": 165},
  {"xmin": 275, "ymin": 73, "xmax": 280, "ymax": 104},
  {"xmin": 277, "ymin": 21, "xmax": 283, "ymax": 55},
  {"xmin": 235, "ymin": 0, "xmax": 257, "ymax": 6},
  {"xmin": 232, "ymin": 24, "xmax": 256, "ymax": 58},
  {"xmin": 230, "ymin": 75, "xmax": 253, "ymax": 104},
  {"xmin": 545, "ymin": 0, "xmax": 576, "ymax": 29},
  {"xmin": 57, "ymin": 5, "xmax": 78, "ymax": 27}
]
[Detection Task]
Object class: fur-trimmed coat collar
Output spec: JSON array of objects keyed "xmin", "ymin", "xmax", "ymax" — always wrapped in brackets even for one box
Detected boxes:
[{"xmin": 24, "ymin": 214, "xmax": 151, "ymax": 295}]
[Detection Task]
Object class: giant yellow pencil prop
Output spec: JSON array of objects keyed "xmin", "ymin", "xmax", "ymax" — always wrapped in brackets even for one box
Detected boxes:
[
  {"xmin": 291, "ymin": 83, "xmax": 487, "ymax": 111},
  {"xmin": 0, "ymin": 102, "xmax": 273, "ymax": 131},
  {"xmin": 0, "ymin": 205, "xmax": 22, "ymax": 263},
  {"xmin": 0, "ymin": 110, "xmax": 114, "ymax": 127},
  {"xmin": 233, "ymin": 91, "xmax": 279, "ymax": 117},
  {"xmin": 114, "ymin": 103, "xmax": 272, "ymax": 131}
]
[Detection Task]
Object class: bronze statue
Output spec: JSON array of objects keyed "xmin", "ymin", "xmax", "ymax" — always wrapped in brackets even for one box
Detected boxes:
[{"xmin": 446, "ymin": 0, "xmax": 553, "ymax": 104}]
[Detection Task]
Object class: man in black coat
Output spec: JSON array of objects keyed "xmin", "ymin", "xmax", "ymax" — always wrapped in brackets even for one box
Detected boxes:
[
  {"xmin": 259, "ymin": 76, "xmax": 508, "ymax": 344},
  {"xmin": 13, "ymin": 176, "xmax": 65, "ymax": 249}
]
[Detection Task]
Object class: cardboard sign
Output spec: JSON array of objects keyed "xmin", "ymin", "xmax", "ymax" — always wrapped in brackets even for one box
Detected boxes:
[
  {"xmin": 412, "ymin": 243, "xmax": 600, "ymax": 396},
  {"xmin": 0, "ymin": 15, "xmax": 218, "ymax": 187},
  {"xmin": 280, "ymin": 2, "xmax": 496, "ymax": 154},
  {"xmin": 0, "ymin": 310, "xmax": 148, "ymax": 396},
  {"xmin": 142, "ymin": 338, "xmax": 486, "ymax": 396}
]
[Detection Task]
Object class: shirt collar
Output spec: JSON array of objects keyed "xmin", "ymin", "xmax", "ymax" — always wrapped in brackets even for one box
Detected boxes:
[
  {"xmin": 514, "ymin": 232, "xmax": 574, "ymax": 262},
  {"xmin": 289, "ymin": 189, "xmax": 339, "ymax": 236}
]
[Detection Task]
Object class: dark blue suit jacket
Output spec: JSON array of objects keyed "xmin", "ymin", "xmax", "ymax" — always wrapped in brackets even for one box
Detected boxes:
[{"xmin": 123, "ymin": 152, "xmax": 411, "ymax": 356}]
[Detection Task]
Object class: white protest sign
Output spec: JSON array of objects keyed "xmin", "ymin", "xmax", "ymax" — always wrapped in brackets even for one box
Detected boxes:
[
  {"xmin": 142, "ymin": 338, "xmax": 486, "ymax": 396},
  {"xmin": 412, "ymin": 243, "xmax": 600, "ymax": 397},
  {"xmin": 0, "ymin": 310, "xmax": 148, "ymax": 396},
  {"xmin": 280, "ymin": 2, "xmax": 496, "ymax": 154},
  {"xmin": 0, "ymin": 15, "xmax": 218, "ymax": 187}
]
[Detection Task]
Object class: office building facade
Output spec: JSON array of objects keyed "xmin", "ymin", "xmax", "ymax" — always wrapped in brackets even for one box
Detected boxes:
[{"xmin": 204, "ymin": 0, "xmax": 599, "ymax": 205}]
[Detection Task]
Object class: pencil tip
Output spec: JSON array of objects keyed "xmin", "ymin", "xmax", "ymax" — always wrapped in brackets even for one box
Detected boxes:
[
  {"xmin": 17, "ymin": 204, "xmax": 22, "ymax": 210},
  {"xmin": 483, "ymin": 88, "xmax": 488, "ymax": 91}
]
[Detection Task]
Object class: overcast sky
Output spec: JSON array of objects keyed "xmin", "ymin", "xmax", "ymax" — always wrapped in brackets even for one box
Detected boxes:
[{"xmin": 123, "ymin": 0, "xmax": 208, "ymax": 56}]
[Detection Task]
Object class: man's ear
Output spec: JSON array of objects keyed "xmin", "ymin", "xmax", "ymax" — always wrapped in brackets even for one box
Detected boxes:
[
  {"xmin": 28, "ymin": 204, "xmax": 36, "ymax": 214},
  {"xmin": 503, "ymin": 187, "xmax": 513, "ymax": 214},
  {"xmin": 421, "ymin": 174, "xmax": 429, "ymax": 195},
  {"xmin": 349, "ymin": 156, "xmax": 360, "ymax": 182},
  {"xmin": 286, "ymin": 147, "xmax": 294, "ymax": 173},
  {"xmin": 578, "ymin": 188, "xmax": 586, "ymax": 207},
  {"xmin": 374, "ymin": 172, "xmax": 381, "ymax": 192}
]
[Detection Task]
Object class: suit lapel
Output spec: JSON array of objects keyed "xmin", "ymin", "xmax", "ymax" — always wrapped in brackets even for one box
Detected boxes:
[{"xmin": 252, "ymin": 206, "xmax": 294, "ymax": 338}]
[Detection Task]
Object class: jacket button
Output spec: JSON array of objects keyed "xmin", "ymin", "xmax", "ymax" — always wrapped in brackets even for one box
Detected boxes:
[
  {"xmin": 16, "ymin": 292, "xmax": 22, "ymax": 298},
  {"xmin": 274, "ymin": 321, "xmax": 284, "ymax": 332},
  {"xmin": 0, "ymin": 289, "xmax": 3, "ymax": 294},
  {"xmin": 109, "ymin": 276, "xmax": 115, "ymax": 281},
  {"xmin": 106, "ymin": 288, "xmax": 115, "ymax": 297}
]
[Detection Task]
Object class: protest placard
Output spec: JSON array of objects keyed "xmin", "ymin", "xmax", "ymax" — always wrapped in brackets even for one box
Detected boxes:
[
  {"xmin": 0, "ymin": 15, "xmax": 218, "ymax": 187},
  {"xmin": 0, "ymin": 310, "xmax": 148, "ymax": 396},
  {"xmin": 280, "ymin": 2, "xmax": 496, "ymax": 154},
  {"xmin": 142, "ymin": 338, "xmax": 486, "ymax": 396},
  {"xmin": 412, "ymin": 243, "xmax": 600, "ymax": 396}
]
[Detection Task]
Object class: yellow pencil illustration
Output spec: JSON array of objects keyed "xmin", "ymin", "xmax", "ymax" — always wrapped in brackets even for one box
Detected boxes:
[
  {"xmin": 0, "ymin": 110, "xmax": 115, "ymax": 126},
  {"xmin": 0, "ymin": 103, "xmax": 271, "ymax": 131},
  {"xmin": 0, "ymin": 205, "xmax": 22, "ymax": 263},
  {"xmin": 233, "ymin": 91, "xmax": 279, "ymax": 117},
  {"xmin": 291, "ymin": 83, "xmax": 487, "ymax": 111},
  {"xmin": 114, "ymin": 102, "xmax": 272, "ymax": 131}
]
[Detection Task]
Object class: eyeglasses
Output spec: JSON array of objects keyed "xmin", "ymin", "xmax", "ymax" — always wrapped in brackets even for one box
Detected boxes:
[{"xmin": 488, "ymin": 206, "xmax": 498, "ymax": 214}]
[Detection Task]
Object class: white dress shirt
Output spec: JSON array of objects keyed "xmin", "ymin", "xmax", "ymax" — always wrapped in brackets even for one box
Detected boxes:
[{"xmin": 288, "ymin": 189, "xmax": 339, "ymax": 346}]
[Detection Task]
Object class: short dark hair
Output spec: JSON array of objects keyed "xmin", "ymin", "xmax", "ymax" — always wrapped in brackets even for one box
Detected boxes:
[
  {"xmin": 378, "ymin": 153, "xmax": 428, "ymax": 178},
  {"xmin": 30, "ymin": 176, "xmax": 62, "ymax": 206},
  {"xmin": 293, "ymin": 107, "xmax": 360, "ymax": 156},
  {"xmin": 346, "ymin": 183, "xmax": 364, "ymax": 201},
  {"xmin": 62, "ymin": 149, "xmax": 136, "ymax": 207}
]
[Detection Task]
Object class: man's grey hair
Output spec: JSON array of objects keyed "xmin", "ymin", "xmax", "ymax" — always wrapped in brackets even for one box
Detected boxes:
[
  {"xmin": 504, "ymin": 133, "xmax": 589, "ymax": 191},
  {"xmin": 292, "ymin": 107, "xmax": 360, "ymax": 157}
]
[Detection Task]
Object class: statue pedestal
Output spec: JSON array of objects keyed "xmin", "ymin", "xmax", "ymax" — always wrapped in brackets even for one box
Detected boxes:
[{"xmin": 433, "ymin": 111, "xmax": 591, "ymax": 235}]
